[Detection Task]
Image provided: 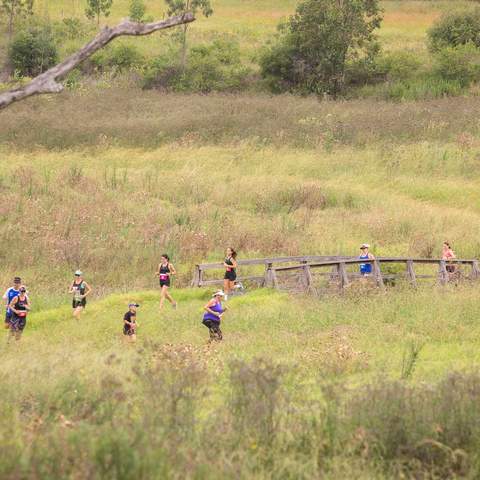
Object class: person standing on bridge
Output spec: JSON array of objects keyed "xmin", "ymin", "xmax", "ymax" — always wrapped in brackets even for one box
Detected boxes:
[
  {"xmin": 442, "ymin": 241, "xmax": 457, "ymax": 274},
  {"xmin": 202, "ymin": 290, "xmax": 227, "ymax": 342},
  {"xmin": 359, "ymin": 244, "xmax": 375, "ymax": 277},
  {"xmin": 223, "ymin": 247, "xmax": 237, "ymax": 300},
  {"xmin": 156, "ymin": 254, "xmax": 177, "ymax": 309}
]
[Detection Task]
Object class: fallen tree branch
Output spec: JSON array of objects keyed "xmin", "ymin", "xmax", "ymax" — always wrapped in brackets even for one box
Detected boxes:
[{"xmin": 0, "ymin": 13, "xmax": 195, "ymax": 110}]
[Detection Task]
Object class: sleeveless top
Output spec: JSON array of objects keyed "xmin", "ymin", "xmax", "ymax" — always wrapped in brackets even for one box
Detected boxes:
[
  {"xmin": 225, "ymin": 257, "xmax": 235, "ymax": 273},
  {"xmin": 14, "ymin": 296, "xmax": 28, "ymax": 317},
  {"xmin": 203, "ymin": 300, "xmax": 223, "ymax": 322},
  {"xmin": 159, "ymin": 263, "xmax": 170, "ymax": 281},
  {"xmin": 359, "ymin": 254, "xmax": 372, "ymax": 274},
  {"xmin": 72, "ymin": 280, "xmax": 86, "ymax": 301}
]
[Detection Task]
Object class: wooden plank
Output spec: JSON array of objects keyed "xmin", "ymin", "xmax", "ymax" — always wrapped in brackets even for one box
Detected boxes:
[
  {"xmin": 303, "ymin": 265, "xmax": 318, "ymax": 295},
  {"xmin": 406, "ymin": 260, "xmax": 417, "ymax": 287},
  {"xmin": 338, "ymin": 262, "xmax": 349, "ymax": 290},
  {"xmin": 373, "ymin": 260, "xmax": 385, "ymax": 290},
  {"xmin": 438, "ymin": 260, "xmax": 448, "ymax": 286},
  {"xmin": 264, "ymin": 263, "xmax": 273, "ymax": 288},
  {"xmin": 199, "ymin": 275, "xmax": 265, "ymax": 287},
  {"xmin": 472, "ymin": 260, "xmax": 480, "ymax": 280},
  {"xmin": 271, "ymin": 269, "xmax": 279, "ymax": 289},
  {"xmin": 191, "ymin": 265, "xmax": 201, "ymax": 287}
]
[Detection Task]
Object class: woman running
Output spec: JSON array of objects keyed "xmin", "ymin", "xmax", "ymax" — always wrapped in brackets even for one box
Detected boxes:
[
  {"xmin": 123, "ymin": 303, "xmax": 139, "ymax": 343},
  {"xmin": 223, "ymin": 247, "xmax": 238, "ymax": 299},
  {"xmin": 359, "ymin": 243, "xmax": 375, "ymax": 277},
  {"xmin": 442, "ymin": 241, "xmax": 457, "ymax": 274},
  {"xmin": 156, "ymin": 254, "xmax": 177, "ymax": 309},
  {"xmin": 69, "ymin": 270, "xmax": 92, "ymax": 319},
  {"xmin": 202, "ymin": 290, "xmax": 227, "ymax": 342},
  {"xmin": 8, "ymin": 286, "xmax": 30, "ymax": 341}
]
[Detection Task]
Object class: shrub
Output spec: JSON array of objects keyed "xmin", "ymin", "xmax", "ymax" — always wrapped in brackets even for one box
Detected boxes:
[
  {"xmin": 143, "ymin": 38, "xmax": 250, "ymax": 92},
  {"xmin": 86, "ymin": 43, "xmax": 144, "ymax": 73},
  {"xmin": 259, "ymin": 0, "xmax": 382, "ymax": 96},
  {"xmin": 53, "ymin": 17, "xmax": 91, "ymax": 40},
  {"xmin": 428, "ymin": 8, "xmax": 480, "ymax": 52},
  {"xmin": 8, "ymin": 24, "xmax": 58, "ymax": 77},
  {"xmin": 378, "ymin": 50, "xmax": 422, "ymax": 81},
  {"xmin": 129, "ymin": 0, "xmax": 146, "ymax": 22},
  {"xmin": 433, "ymin": 43, "xmax": 480, "ymax": 87}
]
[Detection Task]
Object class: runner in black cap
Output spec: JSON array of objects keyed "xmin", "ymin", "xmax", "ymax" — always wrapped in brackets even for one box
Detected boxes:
[
  {"xmin": 3, "ymin": 276, "xmax": 22, "ymax": 329},
  {"xmin": 123, "ymin": 303, "xmax": 139, "ymax": 342}
]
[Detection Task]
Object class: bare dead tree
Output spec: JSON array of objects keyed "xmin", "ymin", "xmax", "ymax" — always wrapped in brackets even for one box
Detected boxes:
[{"xmin": 0, "ymin": 13, "xmax": 194, "ymax": 111}]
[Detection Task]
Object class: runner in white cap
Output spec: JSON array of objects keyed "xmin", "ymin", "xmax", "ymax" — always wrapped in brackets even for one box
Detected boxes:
[
  {"xmin": 359, "ymin": 244, "xmax": 375, "ymax": 276},
  {"xmin": 202, "ymin": 290, "xmax": 228, "ymax": 342},
  {"xmin": 69, "ymin": 270, "xmax": 92, "ymax": 319}
]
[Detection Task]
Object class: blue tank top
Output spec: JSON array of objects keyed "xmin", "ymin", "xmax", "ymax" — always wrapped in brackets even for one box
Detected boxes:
[
  {"xmin": 203, "ymin": 301, "xmax": 223, "ymax": 322},
  {"xmin": 360, "ymin": 254, "xmax": 372, "ymax": 274},
  {"xmin": 5, "ymin": 287, "xmax": 19, "ymax": 314}
]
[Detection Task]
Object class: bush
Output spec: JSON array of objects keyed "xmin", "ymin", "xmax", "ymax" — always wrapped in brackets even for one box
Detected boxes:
[
  {"xmin": 433, "ymin": 43, "xmax": 480, "ymax": 87},
  {"xmin": 428, "ymin": 8, "xmax": 480, "ymax": 52},
  {"xmin": 87, "ymin": 43, "xmax": 144, "ymax": 73},
  {"xmin": 378, "ymin": 50, "xmax": 423, "ymax": 81},
  {"xmin": 143, "ymin": 38, "xmax": 251, "ymax": 92},
  {"xmin": 53, "ymin": 17, "xmax": 92, "ymax": 40},
  {"xmin": 8, "ymin": 25, "xmax": 58, "ymax": 77},
  {"xmin": 129, "ymin": 0, "xmax": 146, "ymax": 22}
]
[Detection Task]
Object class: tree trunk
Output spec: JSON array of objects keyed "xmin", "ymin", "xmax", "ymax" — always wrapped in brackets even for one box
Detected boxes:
[
  {"xmin": 0, "ymin": 13, "xmax": 195, "ymax": 110},
  {"xmin": 180, "ymin": 24, "xmax": 188, "ymax": 71}
]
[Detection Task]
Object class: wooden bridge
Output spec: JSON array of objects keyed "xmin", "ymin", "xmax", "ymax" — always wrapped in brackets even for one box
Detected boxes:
[{"xmin": 191, "ymin": 255, "xmax": 480, "ymax": 295}]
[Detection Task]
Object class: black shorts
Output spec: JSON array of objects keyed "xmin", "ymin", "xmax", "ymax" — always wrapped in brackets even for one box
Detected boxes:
[
  {"xmin": 72, "ymin": 298, "xmax": 87, "ymax": 309},
  {"xmin": 202, "ymin": 318, "xmax": 221, "ymax": 330},
  {"xmin": 5, "ymin": 311, "xmax": 12, "ymax": 323},
  {"xmin": 224, "ymin": 271, "xmax": 236, "ymax": 281},
  {"xmin": 123, "ymin": 327, "xmax": 135, "ymax": 336},
  {"xmin": 446, "ymin": 265, "xmax": 456, "ymax": 273},
  {"xmin": 10, "ymin": 315, "xmax": 26, "ymax": 331},
  {"xmin": 159, "ymin": 279, "xmax": 171, "ymax": 288}
]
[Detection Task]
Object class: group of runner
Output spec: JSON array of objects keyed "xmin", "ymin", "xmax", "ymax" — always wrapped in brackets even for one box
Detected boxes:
[
  {"xmin": 2, "ymin": 247, "xmax": 237, "ymax": 343},
  {"xmin": 3, "ymin": 242, "xmax": 457, "ymax": 342}
]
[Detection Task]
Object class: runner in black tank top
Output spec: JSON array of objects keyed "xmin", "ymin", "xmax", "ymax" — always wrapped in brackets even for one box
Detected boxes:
[
  {"xmin": 156, "ymin": 254, "xmax": 177, "ymax": 309},
  {"xmin": 223, "ymin": 247, "xmax": 238, "ymax": 300},
  {"xmin": 69, "ymin": 270, "xmax": 92, "ymax": 320},
  {"xmin": 9, "ymin": 286, "xmax": 30, "ymax": 340}
]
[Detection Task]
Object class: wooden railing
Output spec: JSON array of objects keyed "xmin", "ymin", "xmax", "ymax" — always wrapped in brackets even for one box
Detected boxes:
[
  {"xmin": 191, "ymin": 255, "xmax": 353, "ymax": 287},
  {"xmin": 271, "ymin": 257, "xmax": 480, "ymax": 294}
]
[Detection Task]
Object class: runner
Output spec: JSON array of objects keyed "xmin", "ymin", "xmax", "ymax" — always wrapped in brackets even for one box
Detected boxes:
[
  {"xmin": 69, "ymin": 270, "xmax": 92, "ymax": 319},
  {"xmin": 223, "ymin": 247, "xmax": 238, "ymax": 299},
  {"xmin": 8, "ymin": 286, "xmax": 30, "ymax": 341},
  {"xmin": 202, "ymin": 290, "xmax": 228, "ymax": 342},
  {"xmin": 123, "ymin": 303, "xmax": 139, "ymax": 343},
  {"xmin": 3, "ymin": 276, "xmax": 22, "ymax": 330},
  {"xmin": 156, "ymin": 254, "xmax": 177, "ymax": 309},
  {"xmin": 359, "ymin": 243, "xmax": 375, "ymax": 277},
  {"xmin": 442, "ymin": 241, "xmax": 456, "ymax": 273}
]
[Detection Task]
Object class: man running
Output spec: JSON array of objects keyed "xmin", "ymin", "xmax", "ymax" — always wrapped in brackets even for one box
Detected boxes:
[
  {"xmin": 69, "ymin": 270, "xmax": 92, "ymax": 319},
  {"xmin": 123, "ymin": 303, "xmax": 139, "ymax": 343},
  {"xmin": 202, "ymin": 290, "xmax": 228, "ymax": 342},
  {"xmin": 8, "ymin": 286, "xmax": 30, "ymax": 341},
  {"xmin": 3, "ymin": 276, "xmax": 22, "ymax": 329}
]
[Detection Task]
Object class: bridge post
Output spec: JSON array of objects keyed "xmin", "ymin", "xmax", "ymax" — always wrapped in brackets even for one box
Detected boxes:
[
  {"xmin": 303, "ymin": 264, "xmax": 317, "ymax": 295},
  {"xmin": 373, "ymin": 260, "xmax": 385, "ymax": 290},
  {"xmin": 191, "ymin": 265, "xmax": 201, "ymax": 287},
  {"xmin": 338, "ymin": 262, "xmax": 349, "ymax": 290},
  {"xmin": 406, "ymin": 260, "xmax": 417, "ymax": 287},
  {"xmin": 264, "ymin": 263, "xmax": 274, "ymax": 287},
  {"xmin": 472, "ymin": 261, "xmax": 480, "ymax": 280},
  {"xmin": 438, "ymin": 260, "xmax": 448, "ymax": 285}
]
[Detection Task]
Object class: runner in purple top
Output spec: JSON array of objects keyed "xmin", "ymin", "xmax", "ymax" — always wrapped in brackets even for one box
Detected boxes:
[{"xmin": 202, "ymin": 290, "xmax": 228, "ymax": 342}]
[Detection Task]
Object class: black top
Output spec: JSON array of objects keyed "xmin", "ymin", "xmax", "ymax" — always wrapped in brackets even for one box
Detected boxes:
[
  {"xmin": 14, "ymin": 296, "xmax": 28, "ymax": 317},
  {"xmin": 159, "ymin": 263, "xmax": 170, "ymax": 275},
  {"xmin": 225, "ymin": 257, "xmax": 235, "ymax": 271},
  {"xmin": 124, "ymin": 311, "xmax": 136, "ymax": 328}
]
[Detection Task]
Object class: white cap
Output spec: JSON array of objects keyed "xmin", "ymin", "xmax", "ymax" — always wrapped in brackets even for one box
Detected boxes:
[
  {"xmin": 212, "ymin": 290, "xmax": 225, "ymax": 297},
  {"xmin": 360, "ymin": 244, "xmax": 370, "ymax": 249},
  {"xmin": 74, "ymin": 270, "xmax": 83, "ymax": 276}
]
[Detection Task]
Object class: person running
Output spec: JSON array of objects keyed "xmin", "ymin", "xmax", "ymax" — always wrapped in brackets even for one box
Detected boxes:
[
  {"xmin": 223, "ymin": 247, "xmax": 238, "ymax": 299},
  {"xmin": 156, "ymin": 254, "xmax": 177, "ymax": 309},
  {"xmin": 359, "ymin": 243, "xmax": 375, "ymax": 277},
  {"xmin": 442, "ymin": 241, "xmax": 457, "ymax": 274},
  {"xmin": 8, "ymin": 286, "xmax": 30, "ymax": 341},
  {"xmin": 3, "ymin": 276, "xmax": 22, "ymax": 330},
  {"xmin": 202, "ymin": 290, "xmax": 228, "ymax": 342},
  {"xmin": 123, "ymin": 303, "xmax": 139, "ymax": 343},
  {"xmin": 69, "ymin": 270, "xmax": 92, "ymax": 319}
]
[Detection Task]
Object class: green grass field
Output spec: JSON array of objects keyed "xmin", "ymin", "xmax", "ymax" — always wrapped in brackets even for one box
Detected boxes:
[{"xmin": 2, "ymin": 0, "xmax": 480, "ymax": 478}]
